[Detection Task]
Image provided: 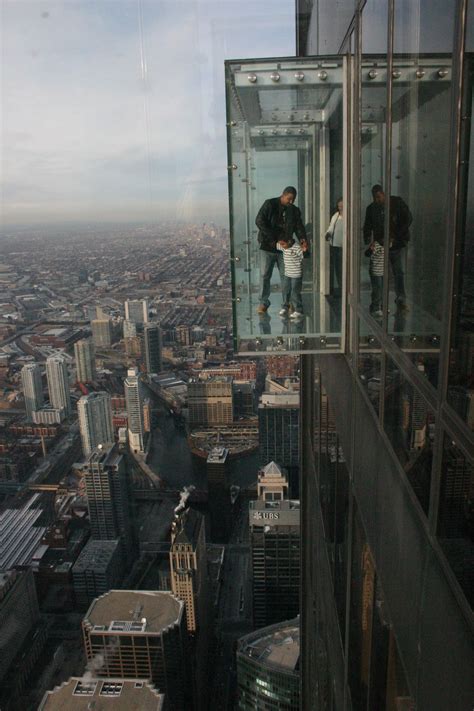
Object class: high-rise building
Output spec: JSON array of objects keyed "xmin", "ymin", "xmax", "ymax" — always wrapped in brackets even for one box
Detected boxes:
[
  {"xmin": 175, "ymin": 324, "xmax": 191, "ymax": 346},
  {"xmin": 72, "ymin": 538, "xmax": 123, "ymax": 610},
  {"xmin": 123, "ymin": 319, "xmax": 137, "ymax": 338},
  {"xmin": 236, "ymin": 620, "xmax": 300, "ymax": 711},
  {"xmin": 124, "ymin": 299, "xmax": 149, "ymax": 325},
  {"xmin": 143, "ymin": 323, "xmax": 162, "ymax": 374},
  {"xmin": 82, "ymin": 590, "xmax": 191, "ymax": 710},
  {"xmin": 188, "ymin": 377, "xmax": 233, "ymax": 426},
  {"xmin": 46, "ymin": 355, "xmax": 71, "ymax": 416},
  {"xmin": 249, "ymin": 467, "xmax": 300, "ymax": 628},
  {"xmin": 38, "ymin": 677, "xmax": 165, "ymax": 710},
  {"xmin": 74, "ymin": 338, "xmax": 96, "ymax": 383},
  {"xmin": 0, "ymin": 569, "xmax": 40, "ymax": 684},
  {"xmin": 82, "ymin": 445, "xmax": 132, "ymax": 550},
  {"xmin": 258, "ymin": 378, "xmax": 300, "ymax": 492},
  {"xmin": 206, "ymin": 446, "xmax": 231, "ymax": 543},
  {"xmin": 124, "ymin": 367, "xmax": 146, "ymax": 453},
  {"xmin": 21, "ymin": 362, "xmax": 44, "ymax": 421},
  {"xmin": 170, "ymin": 507, "xmax": 208, "ymax": 633},
  {"xmin": 77, "ymin": 392, "xmax": 114, "ymax": 456},
  {"xmin": 91, "ymin": 318, "xmax": 112, "ymax": 348}
]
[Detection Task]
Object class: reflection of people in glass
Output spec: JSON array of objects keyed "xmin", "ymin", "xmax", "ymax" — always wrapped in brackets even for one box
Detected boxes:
[
  {"xmin": 325, "ymin": 198, "xmax": 344, "ymax": 297},
  {"xmin": 276, "ymin": 237, "xmax": 308, "ymax": 320},
  {"xmin": 363, "ymin": 184, "xmax": 412, "ymax": 311},
  {"xmin": 365, "ymin": 241, "xmax": 384, "ymax": 317},
  {"xmin": 255, "ymin": 186, "xmax": 307, "ymax": 314}
]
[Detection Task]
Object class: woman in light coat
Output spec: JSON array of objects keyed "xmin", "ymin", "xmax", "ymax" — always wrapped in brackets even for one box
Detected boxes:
[{"xmin": 325, "ymin": 198, "xmax": 344, "ymax": 297}]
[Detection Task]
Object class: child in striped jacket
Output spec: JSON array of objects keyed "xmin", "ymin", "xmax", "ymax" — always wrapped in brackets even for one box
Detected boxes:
[{"xmin": 277, "ymin": 238, "xmax": 308, "ymax": 319}]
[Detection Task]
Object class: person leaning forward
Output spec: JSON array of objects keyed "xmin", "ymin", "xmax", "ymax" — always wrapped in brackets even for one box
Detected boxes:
[{"xmin": 255, "ymin": 186, "xmax": 308, "ymax": 314}]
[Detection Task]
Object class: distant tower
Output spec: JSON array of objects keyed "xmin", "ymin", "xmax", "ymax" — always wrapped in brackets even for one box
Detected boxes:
[
  {"xmin": 21, "ymin": 363, "xmax": 44, "ymax": 420},
  {"xmin": 46, "ymin": 355, "xmax": 71, "ymax": 416},
  {"xmin": 170, "ymin": 508, "xmax": 208, "ymax": 633},
  {"xmin": 123, "ymin": 319, "xmax": 137, "ymax": 339},
  {"xmin": 74, "ymin": 338, "xmax": 96, "ymax": 383},
  {"xmin": 82, "ymin": 590, "xmax": 191, "ymax": 711},
  {"xmin": 124, "ymin": 367, "xmax": 145, "ymax": 453},
  {"xmin": 91, "ymin": 318, "xmax": 112, "ymax": 347},
  {"xmin": 83, "ymin": 444, "xmax": 132, "ymax": 548},
  {"xmin": 125, "ymin": 299, "xmax": 149, "ymax": 325},
  {"xmin": 144, "ymin": 323, "xmax": 163, "ymax": 374},
  {"xmin": 77, "ymin": 392, "xmax": 114, "ymax": 456}
]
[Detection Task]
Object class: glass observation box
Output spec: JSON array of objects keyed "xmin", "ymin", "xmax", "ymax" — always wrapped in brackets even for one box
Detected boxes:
[{"xmin": 225, "ymin": 57, "xmax": 347, "ymax": 355}]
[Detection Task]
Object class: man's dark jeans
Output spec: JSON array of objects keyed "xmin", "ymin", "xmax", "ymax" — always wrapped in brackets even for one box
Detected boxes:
[
  {"xmin": 330, "ymin": 245, "xmax": 343, "ymax": 295},
  {"xmin": 259, "ymin": 250, "xmax": 284, "ymax": 307}
]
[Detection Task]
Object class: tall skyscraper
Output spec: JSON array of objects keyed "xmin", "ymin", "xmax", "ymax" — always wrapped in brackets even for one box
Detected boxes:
[
  {"xmin": 236, "ymin": 620, "xmax": 300, "ymax": 711},
  {"xmin": 124, "ymin": 367, "xmax": 146, "ymax": 453},
  {"xmin": 258, "ymin": 377, "xmax": 300, "ymax": 470},
  {"xmin": 77, "ymin": 392, "xmax": 114, "ymax": 456},
  {"xmin": 74, "ymin": 338, "xmax": 96, "ymax": 383},
  {"xmin": 46, "ymin": 355, "xmax": 71, "ymax": 416},
  {"xmin": 72, "ymin": 538, "xmax": 123, "ymax": 610},
  {"xmin": 21, "ymin": 363, "xmax": 44, "ymax": 421},
  {"xmin": 143, "ymin": 323, "xmax": 162, "ymax": 374},
  {"xmin": 82, "ymin": 445, "xmax": 132, "ymax": 550},
  {"xmin": 124, "ymin": 299, "xmax": 149, "ymax": 325},
  {"xmin": 82, "ymin": 590, "xmax": 191, "ymax": 711},
  {"xmin": 123, "ymin": 319, "xmax": 137, "ymax": 338},
  {"xmin": 249, "ymin": 465, "xmax": 300, "ymax": 628},
  {"xmin": 91, "ymin": 318, "xmax": 112, "ymax": 348},
  {"xmin": 170, "ymin": 507, "xmax": 208, "ymax": 633},
  {"xmin": 188, "ymin": 377, "xmax": 233, "ymax": 426}
]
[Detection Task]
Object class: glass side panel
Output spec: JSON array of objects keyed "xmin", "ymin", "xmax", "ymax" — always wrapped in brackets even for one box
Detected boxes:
[
  {"xmin": 383, "ymin": 355, "xmax": 434, "ymax": 515},
  {"xmin": 358, "ymin": 318, "xmax": 382, "ymax": 417},
  {"xmin": 359, "ymin": 0, "xmax": 388, "ymax": 322},
  {"xmin": 226, "ymin": 57, "xmax": 345, "ymax": 354},
  {"xmin": 447, "ymin": 55, "xmax": 474, "ymax": 429},
  {"xmin": 437, "ymin": 436, "xmax": 474, "ymax": 608},
  {"xmin": 388, "ymin": 0, "xmax": 455, "ymax": 350}
]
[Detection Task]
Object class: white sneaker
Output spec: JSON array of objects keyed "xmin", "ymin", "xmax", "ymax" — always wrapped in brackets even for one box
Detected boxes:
[
  {"xmin": 279, "ymin": 308, "xmax": 288, "ymax": 316},
  {"xmin": 289, "ymin": 311, "xmax": 303, "ymax": 319}
]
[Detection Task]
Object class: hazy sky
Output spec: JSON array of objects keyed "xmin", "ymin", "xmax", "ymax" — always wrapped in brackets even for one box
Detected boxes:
[{"xmin": 1, "ymin": 0, "xmax": 295, "ymax": 227}]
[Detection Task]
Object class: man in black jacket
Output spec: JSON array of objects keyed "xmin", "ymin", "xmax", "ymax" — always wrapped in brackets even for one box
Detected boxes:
[
  {"xmin": 255, "ymin": 186, "xmax": 308, "ymax": 314},
  {"xmin": 363, "ymin": 184, "xmax": 412, "ymax": 310}
]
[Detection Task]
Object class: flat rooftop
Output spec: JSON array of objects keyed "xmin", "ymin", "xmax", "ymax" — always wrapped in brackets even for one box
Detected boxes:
[
  {"xmin": 38, "ymin": 677, "xmax": 164, "ymax": 710},
  {"xmin": 84, "ymin": 590, "xmax": 183, "ymax": 634},
  {"xmin": 238, "ymin": 620, "xmax": 300, "ymax": 674}
]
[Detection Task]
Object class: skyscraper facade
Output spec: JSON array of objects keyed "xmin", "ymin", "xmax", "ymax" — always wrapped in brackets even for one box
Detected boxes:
[
  {"xmin": 124, "ymin": 367, "xmax": 146, "ymax": 453},
  {"xmin": 124, "ymin": 298, "xmax": 149, "ymax": 325},
  {"xmin": 0, "ymin": 569, "xmax": 40, "ymax": 684},
  {"xmin": 77, "ymin": 392, "xmax": 114, "ymax": 456},
  {"xmin": 250, "ymin": 471, "xmax": 300, "ymax": 628},
  {"xmin": 82, "ymin": 590, "xmax": 190, "ymax": 710},
  {"xmin": 236, "ymin": 620, "xmax": 300, "ymax": 711},
  {"xmin": 21, "ymin": 362, "xmax": 44, "ymax": 421},
  {"xmin": 46, "ymin": 355, "xmax": 71, "ymax": 416},
  {"xmin": 82, "ymin": 445, "xmax": 132, "ymax": 547},
  {"xmin": 91, "ymin": 318, "xmax": 112, "ymax": 348},
  {"xmin": 143, "ymin": 323, "xmax": 163, "ymax": 374},
  {"xmin": 169, "ymin": 507, "xmax": 208, "ymax": 633},
  {"xmin": 74, "ymin": 338, "xmax": 96, "ymax": 383},
  {"xmin": 188, "ymin": 377, "xmax": 233, "ymax": 426}
]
